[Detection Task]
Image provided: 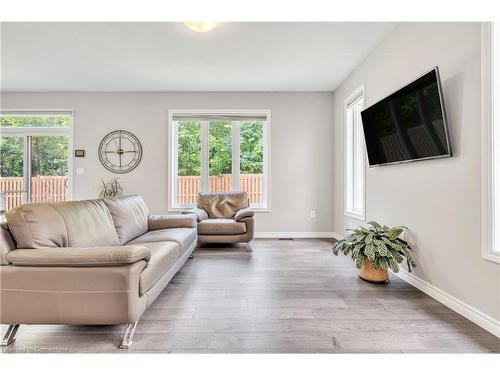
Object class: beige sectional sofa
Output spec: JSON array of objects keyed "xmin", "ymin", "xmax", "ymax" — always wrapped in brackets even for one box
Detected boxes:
[
  {"xmin": 0, "ymin": 195, "xmax": 197, "ymax": 349},
  {"xmin": 185, "ymin": 191, "xmax": 255, "ymax": 244}
]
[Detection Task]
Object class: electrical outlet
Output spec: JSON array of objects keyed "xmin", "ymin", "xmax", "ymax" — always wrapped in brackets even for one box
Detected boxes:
[
  {"xmin": 310, "ymin": 210, "xmax": 316, "ymax": 219},
  {"xmin": 76, "ymin": 167, "xmax": 84, "ymax": 175}
]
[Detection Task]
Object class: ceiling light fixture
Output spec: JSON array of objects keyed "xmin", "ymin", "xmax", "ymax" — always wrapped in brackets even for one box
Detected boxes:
[{"xmin": 183, "ymin": 21, "xmax": 219, "ymax": 33}]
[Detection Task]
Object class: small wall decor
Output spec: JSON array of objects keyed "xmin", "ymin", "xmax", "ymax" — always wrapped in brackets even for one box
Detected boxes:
[
  {"xmin": 98, "ymin": 130, "xmax": 143, "ymax": 174},
  {"xmin": 74, "ymin": 149, "xmax": 85, "ymax": 157}
]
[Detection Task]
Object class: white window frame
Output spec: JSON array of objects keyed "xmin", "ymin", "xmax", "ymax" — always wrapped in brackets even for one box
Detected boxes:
[
  {"xmin": 168, "ymin": 109, "xmax": 271, "ymax": 212},
  {"xmin": 344, "ymin": 85, "xmax": 366, "ymax": 221},
  {"xmin": 481, "ymin": 23, "xmax": 500, "ymax": 264},
  {"xmin": 0, "ymin": 110, "xmax": 74, "ymax": 205}
]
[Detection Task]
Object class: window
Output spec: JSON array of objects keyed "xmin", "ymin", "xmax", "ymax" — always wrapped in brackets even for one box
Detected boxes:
[
  {"xmin": 344, "ymin": 85, "xmax": 366, "ymax": 220},
  {"xmin": 0, "ymin": 111, "xmax": 73, "ymax": 213},
  {"xmin": 482, "ymin": 23, "xmax": 500, "ymax": 263},
  {"xmin": 169, "ymin": 110, "xmax": 270, "ymax": 210}
]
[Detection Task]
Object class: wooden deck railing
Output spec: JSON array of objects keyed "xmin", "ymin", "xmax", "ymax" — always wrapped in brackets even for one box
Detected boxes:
[
  {"xmin": 1, "ymin": 176, "xmax": 68, "ymax": 211},
  {"xmin": 1, "ymin": 174, "xmax": 263, "ymax": 211},
  {"xmin": 177, "ymin": 174, "xmax": 264, "ymax": 204}
]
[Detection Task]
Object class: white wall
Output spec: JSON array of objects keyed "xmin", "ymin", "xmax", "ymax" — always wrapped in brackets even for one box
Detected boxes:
[
  {"xmin": 1, "ymin": 91, "xmax": 335, "ymax": 234},
  {"xmin": 333, "ymin": 22, "xmax": 500, "ymax": 321}
]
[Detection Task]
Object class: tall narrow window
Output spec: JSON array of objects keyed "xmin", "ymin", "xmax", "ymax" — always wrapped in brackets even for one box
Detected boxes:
[
  {"xmin": 482, "ymin": 23, "xmax": 500, "ymax": 263},
  {"xmin": 176, "ymin": 120, "xmax": 201, "ymax": 205},
  {"xmin": 240, "ymin": 121, "xmax": 264, "ymax": 205},
  {"xmin": 345, "ymin": 85, "xmax": 366, "ymax": 220},
  {"xmin": 0, "ymin": 111, "xmax": 73, "ymax": 213},
  {"xmin": 209, "ymin": 121, "xmax": 233, "ymax": 192},
  {"xmin": 170, "ymin": 110, "xmax": 270, "ymax": 211}
]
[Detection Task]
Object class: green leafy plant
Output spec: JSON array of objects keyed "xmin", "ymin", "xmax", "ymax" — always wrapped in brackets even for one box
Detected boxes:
[
  {"xmin": 332, "ymin": 221, "xmax": 416, "ymax": 273},
  {"xmin": 99, "ymin": 178, "xmax": 123, "ymax": 198}
]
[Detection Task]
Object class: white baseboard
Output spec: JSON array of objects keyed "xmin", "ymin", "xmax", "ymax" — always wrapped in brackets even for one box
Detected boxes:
[
  {"xmin": 254, "ymin": 232, "xmax": 336, "ymax": 239},
  {"xmin": 332, "ymin": 232, "xmax": 343, "ymax": 240},
  {"xmin": 393, "ymin": 269, "xmax": 500, "ymax": 339}
]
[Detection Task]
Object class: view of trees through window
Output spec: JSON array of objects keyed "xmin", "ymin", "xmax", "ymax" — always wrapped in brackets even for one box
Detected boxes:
[
  {"xmin": 209, "ymin": 121, "xmax": 233, "ymax": 191},
  {"xmin": 0, "ymin": 116, "xmax": 70, "ymax": 128},
  {"xmin": 176, "ymin": 119, "xmax": 264, "ymax": 205},
  {"xmin": 1, "ymin": 116, "xmax": 70, "ymax": 178},
  {"xmin": 0, "ymin": 115, "xmax": 71, "ymax": 211},
  {"xmin": 0, "ymin": 136, "xmax": 69, "ymax": 178},
  {"xmin": 0, "ymin": 136, "xmax": 23, "ymax": 177},
  {"xmin": 177, "ymin": 121, "xmax": 201, "ymax": 177}
]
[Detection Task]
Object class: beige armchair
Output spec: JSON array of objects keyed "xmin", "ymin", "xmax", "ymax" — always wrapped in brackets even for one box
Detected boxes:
[{"xmin": 185, "ymin": 191, "xmax": 255, "ymax": 244}]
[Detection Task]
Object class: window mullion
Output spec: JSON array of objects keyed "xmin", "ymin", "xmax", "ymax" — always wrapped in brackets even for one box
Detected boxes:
[
  {"xmin": 262, "ymin": 120, "xmax": 270, "ymax": 209},
  {"xmin": 232, "ymin": 121, "xmax": 240, "ymax": 191},
  {"xmin": 201, "ymin": 121, "xmax": 209, "ymax": 192},
  {"xmin": 172, "ymin": 121, "xmax": 179, "ymax": 207},
  {"xmin": 24, "ymin": 135, "xmax": 32, "ymax": 204}
]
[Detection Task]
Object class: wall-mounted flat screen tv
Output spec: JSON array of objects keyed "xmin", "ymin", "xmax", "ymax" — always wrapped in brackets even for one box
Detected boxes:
[{"xmin": 360, "ymin": 67, "xmax": 452, "ymax": 167}]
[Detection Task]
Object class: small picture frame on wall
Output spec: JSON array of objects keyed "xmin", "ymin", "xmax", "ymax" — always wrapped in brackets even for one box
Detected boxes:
[{"xmin": 74, "ymin": 149, "xmax": 85, "ymax": 157}]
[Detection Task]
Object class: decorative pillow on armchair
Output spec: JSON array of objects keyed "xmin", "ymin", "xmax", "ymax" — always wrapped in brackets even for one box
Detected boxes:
[{"xmin": 197, "ymin": 191, "xmax": 249, "ymax": 219}]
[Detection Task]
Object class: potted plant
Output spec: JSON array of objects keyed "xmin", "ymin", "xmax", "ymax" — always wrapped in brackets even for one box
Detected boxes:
[
  {"xmin": 98, "ymin": 178, "xmax": 123, "ymax": 198},
  {"xmin": 332, "ymin": 221, "xmax": 416, "ymax": 283}
]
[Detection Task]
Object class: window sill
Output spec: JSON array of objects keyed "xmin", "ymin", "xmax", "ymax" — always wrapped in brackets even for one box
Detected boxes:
[
  {"xmin": 169, "ymin": 206, "xmax": 269, "ymax": 213},
  {"xmin": 482, "ymin": 251, "xmax": 500, "ymax": 264},
  {"xmin": 344, "ymin": 210, "xmax": 365, "ymax": 221}
]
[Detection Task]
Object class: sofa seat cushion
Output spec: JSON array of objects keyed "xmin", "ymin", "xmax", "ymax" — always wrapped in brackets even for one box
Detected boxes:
[
  {"xmin": 139, "ymin": 242, "xmax": 179, "ymax": 295},
  {"xmin": 198, "ymin": 219, "xmax": 246, "ymax": 235},
  {"xmin": 103, "ymin": 195, "xmax": 149, "ymax": 245},
  {"xmin": 127, "ymin": 227, "xmax": 197, "ymax": 256}
]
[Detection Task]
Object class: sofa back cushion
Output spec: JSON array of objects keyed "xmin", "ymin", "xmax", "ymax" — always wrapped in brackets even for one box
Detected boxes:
[
  {"xmin": 197, "ymin": 191, "xmax": 249, "ymax": 219},
  {"xmin": 103, "ymin": 195, "xmax": 149, "ymax": 245},
  {"xmin": 50, "ymin": 200, "xmax": 120, "ymax": 247},
  {"xmin": 1, "ymin": 223, "xmax": 17, "ymax": 265},
  {"xmin": 5, "ymin": 203, "xmax": 69, "ymax": 249},
  {"xmin": 5, "ymin": 199, "xmax": 120, "ymax": 249}
]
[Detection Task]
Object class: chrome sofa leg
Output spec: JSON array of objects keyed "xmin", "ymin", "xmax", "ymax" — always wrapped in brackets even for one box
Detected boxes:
[
  {"xmin": 188, "ymin": 252, "xmax": 194, "ymax": 259},
  {"xmin": 119, "ymin": 322, "xmax": 137, "ymax": 349},
  {"xmin": 1, "ymin": 324, "xmax": 20, "ymax": 346}
]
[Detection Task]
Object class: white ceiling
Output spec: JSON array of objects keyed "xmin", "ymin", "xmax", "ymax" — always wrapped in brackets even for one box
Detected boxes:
[{"xmin": 1, "ymin": 22, "xmax": 396, "ymax": 92}]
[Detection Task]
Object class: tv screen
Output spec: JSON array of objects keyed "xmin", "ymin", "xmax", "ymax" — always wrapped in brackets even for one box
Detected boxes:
[{"xmin": 360, "ymin": 67, "xmax": 452, "ymax": 167}]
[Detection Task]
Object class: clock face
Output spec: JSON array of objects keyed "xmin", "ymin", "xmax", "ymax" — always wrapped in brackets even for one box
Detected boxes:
[{"xmin": 98, "ymin": 130, "xmax": 143, "ymax": 174}]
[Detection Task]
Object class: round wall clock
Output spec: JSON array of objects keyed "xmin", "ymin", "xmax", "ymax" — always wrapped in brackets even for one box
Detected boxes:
[{"xmin": 98, "ymin": 130, "xmax": 143, "ymax": 174}]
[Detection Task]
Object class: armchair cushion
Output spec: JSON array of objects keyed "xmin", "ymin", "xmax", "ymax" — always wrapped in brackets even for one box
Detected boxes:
[
  {"xmin": 148, "ymin": 214, "xmax": 197, "ymax": 231},
  {"xmin": 6, "ymin": 245, "xmax": 151, "ymax": 267},
  {"xmin": 197, "ymin": 191, "xmax": 249, "ymax": 219},
  {"xmin": 234, "ymin": 207, "xmax": 255, "ymax": 221},
  {"xmin": 198, "ymin": 219, "xmax": 246, "ymax": 235},
  {"xmin": 182, "ymin": 207, "xmax": 209, "ymax": 222}
]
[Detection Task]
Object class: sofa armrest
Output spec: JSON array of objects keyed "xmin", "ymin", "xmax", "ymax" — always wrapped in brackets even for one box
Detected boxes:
[
  {"xmin": 5, "ymin": 245, "xmax": 151, "ymax": 267},
  {"xmin": 235, "ymin": 207, "xmax": 255, "ymax": 221},
  {"xmin": 181, "ymin": 208, "xmax": 209, "ymax": 222},
  {"xmin": 148, "ymin": 214, "xmax": 197, "ymax": 230}
]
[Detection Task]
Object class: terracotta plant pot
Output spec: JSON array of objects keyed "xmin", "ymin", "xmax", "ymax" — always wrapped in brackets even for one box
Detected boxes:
[{"xmin": 358, "ymin": 259, "xmax": 389, "ymax": 283}]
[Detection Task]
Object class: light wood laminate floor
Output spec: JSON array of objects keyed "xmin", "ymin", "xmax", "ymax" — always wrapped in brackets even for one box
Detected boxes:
[{"xmin": 2, "ymin": 239, "xmax": 499, "ymax": 353}]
